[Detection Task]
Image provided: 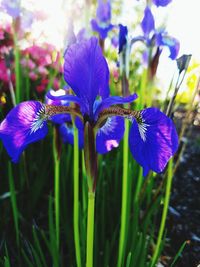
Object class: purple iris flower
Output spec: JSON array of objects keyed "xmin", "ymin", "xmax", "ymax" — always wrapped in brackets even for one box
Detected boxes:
[
  {"xmin": 91, "ymin": 0, "xmax": 113, "ymax": 39},
  {"xmin": 0, "ymin": 37, "xmax": 178, "ymax": 176},
  {"xmin": 152, "ymin": 0, "xmax": 172, "ymax": 7},
  {"xmin": 140, "ymin": 6, "xmax": 179, "ymax": 59},
  {"xmin": 1, "ymin": 0, "xmax": 21, "ymax": 19}
]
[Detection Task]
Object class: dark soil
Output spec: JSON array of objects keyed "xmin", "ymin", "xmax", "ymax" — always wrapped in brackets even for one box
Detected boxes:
[{"xmin": 166, "ymin": 125, "xmax": 200, "ymax": 267}]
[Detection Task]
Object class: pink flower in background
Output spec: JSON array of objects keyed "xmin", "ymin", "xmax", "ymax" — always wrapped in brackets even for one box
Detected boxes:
[
  {"xmin": 29, "ymin": 71, "xmax": 38, "ymax": 80},
  {"xmin": 0, "ymin": 60, "xmax": 9, "ymax": 83},
  {"xmin": 38, "ymin": 66, "xmax": 48, "ymax": 76},
  {"xmin": 53, "ymin": 78, "xmax": 60, "ymax": 90},
  {"xmin": 36, "ymin": 78, "xmax": 49, "ymax": 93},
  {"xmin": 0, "ymin": 24, "xmax": 13, "ymax": 53}
]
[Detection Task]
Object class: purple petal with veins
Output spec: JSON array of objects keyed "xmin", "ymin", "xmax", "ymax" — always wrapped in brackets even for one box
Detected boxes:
[
  {"xmin": 0, "ymin": 101, "xmax": 48, "ymax": 162},
  {"xmin": 96, "ymin": 116, "xmax": 124, "ymax": 154},
  {"xmin": 129, "ymin": 107, "xmax": 178, "ymax": 176}
]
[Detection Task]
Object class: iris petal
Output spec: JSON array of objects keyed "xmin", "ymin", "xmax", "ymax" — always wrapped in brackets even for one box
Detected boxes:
[
  {"xmin": 0, "ymin": 101, "xmax": 48, "ymax": 162},
  {"xmin": 152, "ymin": 0, "xmax": 172, "ymax": 7},
  {"xmin": 59, "ymin": 117, "xmax": 84, "ymax": 149},
  {"xmin": 64, "ymin": 37, "xmax": 110, "ymax": 115},
  {"xmin": 91, "ymin": 19, "xmax": 113, "ymax": 39},
  {"xmin": 141, "ymin": 7, "xmax": 155, "ymax": 37},
  {"xmin": 119, "ymin": 24, "xmax": 128, "ymax": 53},
  {"xmin": 96, "ymin": 116, "xmax": 124, "ymax": 154},
  {"xmin": 129, "ymin": 107, "xmax": 178, "ymax": 176},
  {"xmin": 96, "ymin": 0, "xmax": 111, "ymax": 23},
  {"xmin": 156, "ymin": 33, "xmax": 180, "ymax": 59}
]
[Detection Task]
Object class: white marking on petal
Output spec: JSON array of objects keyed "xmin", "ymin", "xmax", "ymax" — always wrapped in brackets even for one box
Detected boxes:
[
  {"xmin": 138, "ymin": 121, "xmax": 149, "ymax": 142},
  {"xmin": 100, "ymin": 117, "xmax": 117, "ymax": 135},
  {"xmin": 30, "ymin": 105, "xmax": 46, "ymax": 133}
]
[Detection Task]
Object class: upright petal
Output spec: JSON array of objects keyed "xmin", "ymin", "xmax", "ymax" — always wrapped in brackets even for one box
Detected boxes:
[
  {"xmin": 0, "ymin": 101, "xmax": 48, "ymax": 162},
  {"xmin": 141, "ymin": 7, "xmax": 155, "ymax": 37},
  {"xmin": 64, "ymin": 37, "xmax": 110, "ymax": 115},
  {"xmin": 96, "ymin": 116, "xmax": 124, "ymax": 154},
  {"xmin": 1, "ymin": 0, "xmax": 20, "ymax": 18},
  {"xmin": 129, "ymin": 107, "xmax": 178, "ymax": 176},
  {"xmin": 119, "ymin": 24, "xmax": 128, "ymax": 53},
  {"xmin": 152, "ymin": 0, "xmax": 172, "ymax": 7},
  {"xmin": 96, "ymin": 0, "xmax": 111, "ymax": 23}
]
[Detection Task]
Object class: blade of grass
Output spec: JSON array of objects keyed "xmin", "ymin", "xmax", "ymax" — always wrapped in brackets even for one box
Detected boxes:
[
  {"xmin": 170, "ymin": 241, "xmax": 188, "ymax": 267},
  {"xmin": 150, "ymin": 158, "xmax": 173, "ymax": 267},
  {"xmin": 4, "ymin": 245, "xmax": 11, "ymax": 267},
  {"xmin": 48, "ymin": 195, "xmax": 59, "ymax": 267},
  {"xmin": 32, "ymin": 226, "xmax": 48, "ymax": 267},
  {"xmin": 125, "ymin": 252, "xmax": 132, "ymax": 267},
  {"xmin": 53, "ymin": 128, "xmax": 60, "ymax": 250},
  {"xmin": 8, "ymin": 162, "xmax": 19, "ymax": 246}
]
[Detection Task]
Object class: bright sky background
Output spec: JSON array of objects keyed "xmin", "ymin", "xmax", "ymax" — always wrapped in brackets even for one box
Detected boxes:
[{"xmin": 156, "ymin": 0, "xmax": 200, "ymax": 90}]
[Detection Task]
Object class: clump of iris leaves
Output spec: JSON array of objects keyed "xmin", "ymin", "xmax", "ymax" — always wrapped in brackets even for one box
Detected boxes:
[{"xmin": 0, "ymin": 0, "xmax": 195, "ymax": 267}]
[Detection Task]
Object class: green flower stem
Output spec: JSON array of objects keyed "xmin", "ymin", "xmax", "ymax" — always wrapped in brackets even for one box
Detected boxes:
[
  {"xmin": 73, "ymin": 125, "xmax": 82, "ymax": 267},
  {"xmin": 117, "ymin": 119, "xmax": 129, "ymax": 267},
  {"xmin": 86, "ymin": 192, "xmax": 95, "ymax": 267},
  {"xmin": 84, "ymin": 122, "xmax": 97, "ymax": 267},
  {"xmin": 53, "ymin": 128, "xmax": 60, "ymax": 249},
  {"xmin": 150, "ymin": 158, "xmax": 173, "ymax": 267},
  {"xmin": 82, "ymin": 151, "xmax": 87, "ymax": 216}
]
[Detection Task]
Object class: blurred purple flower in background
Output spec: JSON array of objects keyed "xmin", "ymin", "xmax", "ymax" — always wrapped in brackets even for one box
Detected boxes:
[
  {"xmin": 152, "ymin": 0, "xmax": 172, "ymax": 7},
  {"xmin": 1, "ymin": 0, "xmax": 21, "ymax": 19},
  {"xmin": 91, "ymin": 0, "xmax": 113, "ymax": 39},
  {"xmin": 140, "ymin": 6, "xmax": 179, "ymax": 59}
]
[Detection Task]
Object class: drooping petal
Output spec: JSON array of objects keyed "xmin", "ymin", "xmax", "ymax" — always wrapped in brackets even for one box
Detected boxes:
[
  {"xmin": 156, "ymin": 32, "xmax": 180, "ymax": 59},
  {"xmin": 0, "ymin": 101, "xmax": 48, "ymax": 162},
  {"xmin": 119, "ymin": 24, "xmax": 128, "ymax": 53},
  {"xmin": 94, "ymin": 93, "xmax": 138, "ymax": 119},
  {"xmin": 50, "ymin": 114, "xmax": 71, "ymax": 124},
  {"xmin": 96, "ymin": 0, "xmax": 111, "ymax": 23},
  {"xmin": 59, "ymin": 117, "xmax": 84, "ymax": 149},
  {"xmin": 152, "ymin": 0, "xmax": 172, "ymax": 7},
  {"xmin": 141, "ymin": 7, "xmax": 155, "ymax": 37},
  {"xmin": 64, "ymin": 37, "xmax": 110, "ymax": 115},
  {"xmin": 96, "ymin": 116, "xmax": 124, "ymax": 154},
  {"xmin": 129, "ymin": 107, "xmax": 178, "ymax": 176},
  {"xmin": 91, "ymin": 19, "xmax": 113, "ymax": 39}
]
